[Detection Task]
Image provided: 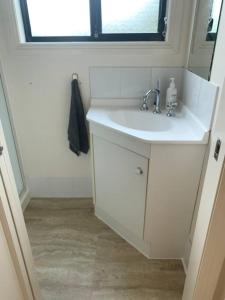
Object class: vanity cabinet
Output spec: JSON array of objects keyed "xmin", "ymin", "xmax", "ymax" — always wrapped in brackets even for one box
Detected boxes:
[
  {"xmin": 90, "ymin": 124, "xmax": 206, "ymax": 259},
  {"xmin": 93, "ymin": 136, "xmax": 148, "ymax": 239}
]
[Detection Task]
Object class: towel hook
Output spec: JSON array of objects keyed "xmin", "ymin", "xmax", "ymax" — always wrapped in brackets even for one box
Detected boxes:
[{"xmin": 72, "ymin": 73, "xmax": 78, "ymax": 80}]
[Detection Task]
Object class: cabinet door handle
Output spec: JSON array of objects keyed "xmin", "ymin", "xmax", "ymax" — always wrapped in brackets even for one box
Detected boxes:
[
  {"xmin": 0, "ymin": 146, "xmax": 3, "ymax": 156},
  {"xmin": 135, "ymin": 167, "xmax": 143, "ymax": 175}
]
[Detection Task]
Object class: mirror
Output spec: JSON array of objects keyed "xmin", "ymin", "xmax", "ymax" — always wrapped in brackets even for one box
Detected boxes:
[{"xmin": 187, "ymin": 0, "xmax": 223, "ymax": 80}]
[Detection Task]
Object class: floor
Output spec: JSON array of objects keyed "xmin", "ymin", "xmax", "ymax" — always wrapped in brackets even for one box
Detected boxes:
[{"xmin": 24, "ymin": 198, "xmax": 185, "ymax": 300}]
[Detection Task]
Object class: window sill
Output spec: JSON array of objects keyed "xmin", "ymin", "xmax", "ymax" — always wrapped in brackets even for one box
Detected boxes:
[{"xmin": 16, "ymin": 40, "xmax": 173, "ymax": 51}]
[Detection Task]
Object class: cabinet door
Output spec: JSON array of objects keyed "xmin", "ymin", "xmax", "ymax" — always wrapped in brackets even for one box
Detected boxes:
[{"xmin": 93, "ymin": 136, "xmax": 148, "ymax": 239}]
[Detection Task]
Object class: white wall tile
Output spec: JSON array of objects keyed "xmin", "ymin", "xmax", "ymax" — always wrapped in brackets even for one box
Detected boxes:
[
  {"xmin": 182, "ymin": 70, "xmax": 202, "ymax": 114},
  {"xmin": 90, "ymin": 67, "xmax": 152, "ymax": 99},
  {"xmin": 182, "ymin": 70, "xmax": 218, "ymax": 130},
  {"xmin": 90, "ymin": 67, "xmax": 121, "ymax": 98},
  {"xmin": 152, "ymin": 68, "xmax": 183, "ymax": 105},
  {"xmin": 120, "ymin": 68, "xmax": 152, "ymax": 98},
  {"xmin": 197, "ymin": 79, "xmax": 218, "ymax": 129},
  {"xmin": 90, "ymin": 67, "xmax": 218, "ymax": 131}
]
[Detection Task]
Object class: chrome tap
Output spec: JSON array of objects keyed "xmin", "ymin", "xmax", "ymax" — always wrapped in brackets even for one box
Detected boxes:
[
  {"xmin": 140, "ymin": 95, "xmax": 149, "ymax": 111},
  {"xmin": 140, "ymin": 89, "xmax": 152, "ymax": 111},
  {"xmin": 166, "ymin": 101, "xmax": 178, "ymax": 117},
  {"xmin": 139, "ymin": 80, "xmax": 161, "ymax": 114},
  {"xmin": 153, "ymin": 80, "xmax": 161, "ymax": 114}
]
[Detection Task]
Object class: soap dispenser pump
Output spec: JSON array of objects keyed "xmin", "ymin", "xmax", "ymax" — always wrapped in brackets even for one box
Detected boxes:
[{"xmin": 166, "ymin": 78, "xmax": 177, "ymax": 107}]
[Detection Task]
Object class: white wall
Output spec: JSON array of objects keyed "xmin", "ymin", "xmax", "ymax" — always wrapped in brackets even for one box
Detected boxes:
[{"xmin": 0, "ymin": 0, "xmax": 193, "ymax": 197}]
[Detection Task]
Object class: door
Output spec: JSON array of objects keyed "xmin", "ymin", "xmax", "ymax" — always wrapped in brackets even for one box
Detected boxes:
[
  {"xmin": 93, "ymin": 136, "xmax": 148, "ymax": 238},
  {"xmin": 0, "ymin": 122, "xmax": 41, "ymax": 299},
  {"xmin": 0, "ymin": 217, "xmax": 25, "ymax": 300},
  {"xmin": 213, "ymin": 258, "xmax": 225, "ymax": 300},
  {"xmin": 192, "ymin": 158, "xmax": 225, "ymax": 299},
  {"xmin": 0, "ymin": 173, "xmax": 31, "ymax": 300},
  {"xmin": 0, "ymin": 75, "xmax": 24, "ymax": 195}
]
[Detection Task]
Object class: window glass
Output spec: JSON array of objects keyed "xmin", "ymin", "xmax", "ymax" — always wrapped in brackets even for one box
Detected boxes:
[
  {"xmin": 26, "ymin": 0, "xmax": 90, "ymax": 36},
  {"xmin": 20, "ymin": 0, "xmax": 167, "ymax": 41},
  {"xmin": 101, "ymin": 0, "xmax": 160, "ymax": 34}
]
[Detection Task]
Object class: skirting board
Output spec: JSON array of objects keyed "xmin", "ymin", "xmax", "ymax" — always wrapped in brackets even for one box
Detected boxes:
[
  {"xmin": 20, "ymin": 188, "xmax": 31, "ymax": 212},
  {"xmin": 182, "ymin": 258, "xmax": 188, "ymax": 275},
  {"xmin": 182, "ymin": 237, "xmax": 192, "ymax": 273},
  {"xmin": 28, "ymin": 177, "xmax": 92, "ymax": 198}
]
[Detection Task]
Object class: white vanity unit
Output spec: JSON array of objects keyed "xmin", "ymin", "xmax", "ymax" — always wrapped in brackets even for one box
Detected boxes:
[{"xmin": 87, "ymin": 99, "xmax": 209, "ymax": 259}]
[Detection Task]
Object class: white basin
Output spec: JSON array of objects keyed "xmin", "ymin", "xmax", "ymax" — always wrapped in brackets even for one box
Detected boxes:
[
  {"xmin": 86, "ymin": 101, "xmax": 209, "ymax": 144},
  {"xmin": 108, "ymin": 110, "xmax": 172, "ymax": 132}
]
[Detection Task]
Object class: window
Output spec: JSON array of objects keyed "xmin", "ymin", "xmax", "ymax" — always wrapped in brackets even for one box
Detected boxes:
[{"xmin": 19, "ymin": 0, "xmax": 167, "ymax": 42}]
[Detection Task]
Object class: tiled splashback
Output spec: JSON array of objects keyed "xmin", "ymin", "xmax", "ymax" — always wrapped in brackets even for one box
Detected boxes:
[
  {"xmin": 182, "ymin": 69, "xmax": 218, "ymax": 130},
  {"xmin": 90, "ymin": 67, "xmax": 183, "ymax": 102},
  {"xmin": 90, "ymin": 67, "xmax": 218, "ymax": 130}
]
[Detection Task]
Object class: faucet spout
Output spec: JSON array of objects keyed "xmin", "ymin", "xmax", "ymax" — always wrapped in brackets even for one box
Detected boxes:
[
  {"xmin": 153, "ymin": 80, "xmax": 161, "ymax": 114},
  {"xmin": 139, "ymin": 80, "xmax": 161, "ymax": 113},
  {"xmin": 153, "ymin": 90, "xmax": 161, "ymax": 114}
]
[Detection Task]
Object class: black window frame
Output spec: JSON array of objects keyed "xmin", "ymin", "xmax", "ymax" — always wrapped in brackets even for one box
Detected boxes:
[
  {"xmin": 19, "ymin": 0, "xmax": 167, "ymax": 42},
  {"xmin": 206, "ymin": 32, "xmax": 216, "ymax": 41}
]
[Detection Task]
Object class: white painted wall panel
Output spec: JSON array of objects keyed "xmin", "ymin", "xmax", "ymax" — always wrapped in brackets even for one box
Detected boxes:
[{"xmin": 144, "ymin": 144, "xmax": 206, "ymax": 258}]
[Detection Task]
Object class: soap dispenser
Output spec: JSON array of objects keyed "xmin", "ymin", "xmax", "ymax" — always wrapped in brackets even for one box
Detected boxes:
[{"xmin": 166, "ymin": 78, "xmax": 177, "ymax": 107}]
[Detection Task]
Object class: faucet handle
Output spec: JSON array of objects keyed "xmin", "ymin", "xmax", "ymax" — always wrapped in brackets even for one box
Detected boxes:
[
  {"xmin": 153, "ymin": 105, "xmax": 161, "ymax": 114},
  {"xmin": 172, "ymin": 101, "xmax": 178, "ymax": 107},
  {"xmin": 166, "ymin": 101, "xmax": 178, "ymax": 117},
  {"xmin": 166, "ymin": 101, "xmax": 177, "ymax": 108},
  {"xmin": 140, "ymin": 96, "xmax": 149, "ymax": 111}
]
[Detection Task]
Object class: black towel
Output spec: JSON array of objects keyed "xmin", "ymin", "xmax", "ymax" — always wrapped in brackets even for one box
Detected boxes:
[{"xmin": 68, "ymin": 79, "xmax": 89, "ymax": 156}]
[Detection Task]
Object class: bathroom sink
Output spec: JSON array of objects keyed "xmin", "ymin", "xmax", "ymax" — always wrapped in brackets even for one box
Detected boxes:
[
  {"xmin": 86, "ymin": 100, "xmax": 209, "ymax": 144},
  {"xmin": 108, "ymin": 110, "xmax": 172, "ymax": 132}
]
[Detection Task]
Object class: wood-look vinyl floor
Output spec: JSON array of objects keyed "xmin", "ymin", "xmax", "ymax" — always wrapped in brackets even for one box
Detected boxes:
[{"xmin": 24, "ymin": 198, "xmax": 185, "ymax": 300}]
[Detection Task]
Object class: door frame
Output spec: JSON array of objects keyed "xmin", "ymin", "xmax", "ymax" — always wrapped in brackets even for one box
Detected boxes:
[
  {"xmin": 0, "ymin": 61, "xmax": 28, "ymax": 204},
  {"xmin": 182, "ymin": 81, "xmax": 225, "ymax": 300},
  {"xmin": 192, "ymin": 157, "xmax": 225, "ymax": 299},
  {"xmin": 0, "ymin": 170, "xmax": 34, "ymax": 299},
  {"xmin": 0, "ymin": 121, "xmax": 41, "ymax": 299}
]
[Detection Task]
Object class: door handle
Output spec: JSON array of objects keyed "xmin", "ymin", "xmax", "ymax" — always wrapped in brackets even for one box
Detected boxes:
[
  {"xmin": 0, "ymin": 146, "xmax": 3, "ymax": 156},
  {"xmin": 214, "ymin": 139, "xmax": 221, "ymax": 161},
  {"xmin": 135, "ymin": 167, "xmax": 143, "ymax": 175}
]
